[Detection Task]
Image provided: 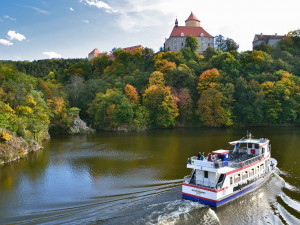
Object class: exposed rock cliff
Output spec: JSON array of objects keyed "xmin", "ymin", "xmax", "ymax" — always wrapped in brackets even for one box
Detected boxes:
[
  {"xmin": 0, "ymin": 130, "xmax": 48, "ymax": 165},
  {"xmin": 68, "ymin": 116, "xmax": 94, "ymax": 134}
]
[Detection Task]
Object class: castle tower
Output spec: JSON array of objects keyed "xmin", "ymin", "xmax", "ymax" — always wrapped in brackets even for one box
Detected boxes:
[
  {"xmin": 185, "ymin": 12, "xmax": 200, "ymax": 27},
  {"xmin": 164, "ymin": 12, "xmax": 214, "ymax": 53}
]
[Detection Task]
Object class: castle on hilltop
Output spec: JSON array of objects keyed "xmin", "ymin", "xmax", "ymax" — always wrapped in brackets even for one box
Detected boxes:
[
  {"xmin": 252, "ymin": 33, "xmax": 285, "ymax": 49},
  {"xmin": 164, "ymin": 12, "xmax": 214, "ymax": 53},
  {"xmin": 88, "ymin": 45, "xmax": 143, "ymax": 61}
]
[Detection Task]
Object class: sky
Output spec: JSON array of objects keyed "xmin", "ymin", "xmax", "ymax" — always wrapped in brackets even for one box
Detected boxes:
[{"xmin": 0, "ymin": 0, "xmax": 299, "ymax": 61}]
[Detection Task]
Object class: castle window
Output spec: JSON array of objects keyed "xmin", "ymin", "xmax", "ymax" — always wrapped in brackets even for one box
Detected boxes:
[
  {"xmin": 182, "ymin": 43, "xmax": 183, "ymax": 46},
  {"xmin": 200, "ymin": 33, "xmax": 204, "ymax": 37},
  {"xmin": 181, "ymin": 32, "xmax": 184, "ymax": 36}
]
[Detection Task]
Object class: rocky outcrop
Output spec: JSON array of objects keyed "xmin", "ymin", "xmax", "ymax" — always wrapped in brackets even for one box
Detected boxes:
[
  {"xmin": 0, "ymin": 131, "xmax": 44, "ymax": 165},
  {"xmin": 69, "ymin": 116, "xmax": 94, "ymax": 135}
]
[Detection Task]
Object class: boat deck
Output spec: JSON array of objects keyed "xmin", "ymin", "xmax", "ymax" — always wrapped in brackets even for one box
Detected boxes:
[{"xmin": 188, "ymin": 150, "xmax": 265, "ymax": 170}]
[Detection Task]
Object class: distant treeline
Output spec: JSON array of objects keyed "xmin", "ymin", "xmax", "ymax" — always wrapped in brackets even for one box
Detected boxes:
[{"xmin": 1, "ymin": 29, "xmax": 300, "ymax": 139}]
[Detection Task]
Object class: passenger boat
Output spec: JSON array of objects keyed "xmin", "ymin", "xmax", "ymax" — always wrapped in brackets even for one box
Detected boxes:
[{"xmin": 182, "ymin": 134, "xmax": 277, "ymax": 207}]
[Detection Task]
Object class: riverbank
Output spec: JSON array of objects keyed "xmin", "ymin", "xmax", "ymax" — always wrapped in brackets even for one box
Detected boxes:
[
  {"xmin": 0, "ymin": 130, "xmax": 49, "ymax": 165},
  {"xmin": 0, "ymin": 116, "xmax": 94, "ymax": 165}
]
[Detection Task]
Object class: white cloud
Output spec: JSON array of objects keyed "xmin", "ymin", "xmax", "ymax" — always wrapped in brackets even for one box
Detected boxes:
[
  {"xmin": 43, "ymin": 51, "xmax": 62, "ymax": 58},
  {"xmin": 83, "ymin": 0, "xmax": 117, "ymax": 13},
  {"xmin": 0, "ymin": 39, "xmax": 13, "ymax": 46},
  {"xmin": 8, "ymin": 30, "xmax": 26, "ymax": 41},
  {"xmin": 70, "ymin": 7, "xmax": 74, "ymax": 11},
  {"xmin": 82, "ymin": 19, "xmax": 89, "ymax": 24},
  {"xmin": 26, "ymin": 6, "xmax": 50, "ymax": 15},
  {"xmin": 4, "ymin": 15, "xmax": 16, "ymax": 21}
]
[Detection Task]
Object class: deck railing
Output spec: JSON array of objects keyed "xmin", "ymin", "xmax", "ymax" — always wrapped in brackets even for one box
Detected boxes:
[{"xmin": 188, "ymin": 153, "xmax": 265, "ymax": 169}]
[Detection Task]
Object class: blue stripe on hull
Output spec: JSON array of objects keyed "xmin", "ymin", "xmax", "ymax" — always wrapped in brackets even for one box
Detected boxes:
[
  {"xmin": 182, "ymin": 177, "xmax": 265, "ymax": 207},
  {"xmin": 182, "ymin": 193, "xmax": 217, "ymax": 207}
]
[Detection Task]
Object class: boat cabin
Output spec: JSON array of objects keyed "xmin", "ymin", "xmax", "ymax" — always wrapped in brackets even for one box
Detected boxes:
[{"xmin": 229, "ymin": 138, "xmax": 270, "ymax": 158}]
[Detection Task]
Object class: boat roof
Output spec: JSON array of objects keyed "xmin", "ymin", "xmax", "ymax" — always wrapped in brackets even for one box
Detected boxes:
[
  {"xmin": 229, "ymin": 138, "xmax": 269, "ymax": 147},
  {"xmin": 212, "ymin": 150, "xmax": 230, "ymax": 155}
]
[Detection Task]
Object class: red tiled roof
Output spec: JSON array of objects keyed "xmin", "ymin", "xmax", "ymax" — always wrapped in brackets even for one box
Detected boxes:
[
  {"xmin": 123, "ymin": 45, "xmax": 143, "ymax": 52},
  {"xmin": 185, "ymin": 12, "xmax": 200, "ymax": 22},
  {"xmin": 170, "ymin": 26, "xmax": 213, "ymax": 38},
  {"xmin": 89, "ymin": 48, "xmax": 101, "ymax": 54}
]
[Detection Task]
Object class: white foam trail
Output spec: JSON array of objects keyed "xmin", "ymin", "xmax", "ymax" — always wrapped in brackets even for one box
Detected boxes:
[
  {"xmin": 277, "ymin": 203, "xmax": 300, "ymax": 225},
  {"xmin": 258, "ymin": 192, "xmax": 264, "ymax": 199},
  {"xmin": 284, "ymin": 182, "xmax": 300, "ymax": 192},
  {"xmin": 142, "ymin": 200, "xmax": 204, "ymax": 225},
  {"xmin": 273, "ymin": 172, "xmax": 286, "ymax": 184},
  {"xmin": 276, "ymin": 168, "xmax": 289, "ymax": 176},
  {"xmin": 207, "ymin": 208, "xmax": 220, "ymax": 223},
  {"xmin": 280, "ymin": 193, "xmax": 300, "ymax": 213}
]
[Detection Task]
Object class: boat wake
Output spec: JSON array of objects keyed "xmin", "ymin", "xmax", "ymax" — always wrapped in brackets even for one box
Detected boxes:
[{"xmin": 136, "ymin": 200, "xmax": 220, "ymax": 225}]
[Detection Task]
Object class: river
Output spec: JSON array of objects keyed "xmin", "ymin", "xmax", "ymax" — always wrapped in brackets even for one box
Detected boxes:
[{"xmin": 0, "ymin": 128, "xmax": 299, "ymax": 224}]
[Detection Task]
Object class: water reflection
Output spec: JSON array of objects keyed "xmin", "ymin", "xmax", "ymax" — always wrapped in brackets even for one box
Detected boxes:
[{"xmin": 0, "ymin": 127, "xmax": 299, "ymax": 224}]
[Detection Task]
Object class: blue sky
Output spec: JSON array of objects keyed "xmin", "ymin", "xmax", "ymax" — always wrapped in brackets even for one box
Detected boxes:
[{"xmin": 0, "ymin": 0, "xmax": 299, "ymax": 61}]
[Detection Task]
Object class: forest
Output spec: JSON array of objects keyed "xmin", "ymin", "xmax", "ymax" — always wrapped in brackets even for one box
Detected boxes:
[{"xmin": 0, "ymin": 29, "xmax": 300, "ymax": 143}]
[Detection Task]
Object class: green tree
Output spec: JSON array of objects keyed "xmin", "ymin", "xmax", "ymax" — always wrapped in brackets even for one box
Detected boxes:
[
  {"xmin": 185, "ymin": 35, "xmax": 200, "ymax": 52},
  {"xmin": 197, "ymin": 88, "xmax": 227, "ymax": 127},
  {"xmin": 143, "ymin": 85, "xmax": 179, "ymax": 128},
  {"xmin": 88, "ymin": 89, "xmax": 135, "ymax": 129}
]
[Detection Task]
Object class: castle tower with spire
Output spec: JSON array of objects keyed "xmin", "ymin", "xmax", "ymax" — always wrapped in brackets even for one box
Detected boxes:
[{"xmin": 164, "ymin": 12, "xmax": 214, "ymax": 53}]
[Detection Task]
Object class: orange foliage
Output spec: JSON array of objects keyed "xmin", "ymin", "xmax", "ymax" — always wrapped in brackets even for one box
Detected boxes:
[
  {"xmin": 25, "ymin": 95, "xmax": 37, "ymax": 107},
  {"xmin": 124, "ymin": 84, "xmax": 140, "ymax": 104},
  {"xmin": 39, "ymin": 80, "xmax": 53, "ymax": 100},
  {"xmin": 197, "ymin": 68, "xmax": 221, "ymax": 93},
  {"xmin": 154, "ymin": 59, "xmax": 176, "ymax": 74},
  {"xmin": 47, "ymin": 97, "xmax": 66, "ymax": 115}
]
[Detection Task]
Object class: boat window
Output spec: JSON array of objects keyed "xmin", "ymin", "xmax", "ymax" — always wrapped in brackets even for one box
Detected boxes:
[
  {"xmin": 255, "ymin": 144, "xmax": 259, "ymax": 149},
  {"xmin": 256, "ymin": 166, "xmax": 259, "ymax": 174},
  {"xmin": 234, "ymin": 174, "xmax": 241, "ymax": 183},
  {"xmin": 248, "ymin": 143, "xmax": 252, "ymax": 148},
  {"xmin": 242, "ymin": 171, "xmax": 248, "ymax": 180},
  {"xmin": 250, "ymin": 168, "xmax": 254, "ymax": 176},
  {"xmin": 260, "ymin": 164, "xmax": 264, "ymax": 171},
  {"xmin": 204, "ymin": 171, "xmax": 208, "ymax": 178},
  {"xmin": 230, "ymin": 177, "xmax": 233, "ymax": 185}
]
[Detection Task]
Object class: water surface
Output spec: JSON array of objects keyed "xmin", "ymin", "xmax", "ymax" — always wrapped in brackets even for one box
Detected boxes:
[{"xmin": 0, "ymin": 128, "xmax": 299, "ymax": 224}]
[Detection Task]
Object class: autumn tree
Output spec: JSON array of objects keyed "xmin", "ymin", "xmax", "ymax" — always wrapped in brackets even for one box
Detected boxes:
[
  {"xmin": 197, "ymin": 68, "xmax": 221, "ymax": 94},
  {"xmin": 172, "ymin": 88, "xmax": 193, "ymax": 123},
  {"xmin": 124, "ymin": 84, "xmax": 140, "ymax": 104},
  {"xmin": 0, "ymin": 101, "xmax": 17, "ymax": 132},
  {"xmin": 154, "ymin": 59, "xmax": 176, "ymax": 74},
  {"xmin": 88, "ymin": 89, "xmax": 136, "ymax": 129},
  {"xmin": 197, "ymin": 88, "xmax": 227, "ymax": 127},
  {"xmin": 148, "ymin": 71, "xmax": 165, "ymax": 87},
  {"xmin": 143, "ymin": 85, "xmax": 179, "ymax": 128}
]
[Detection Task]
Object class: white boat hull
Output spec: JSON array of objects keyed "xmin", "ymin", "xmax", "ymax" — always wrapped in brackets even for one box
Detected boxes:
[{"xmin": 182, "ymin": 158, "xmax": 277, "ymax": 207}]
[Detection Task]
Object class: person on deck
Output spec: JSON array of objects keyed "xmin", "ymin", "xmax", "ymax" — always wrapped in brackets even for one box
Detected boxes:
[
  {"xmin": 197, "ymin": 152, "xmax": 202, "ymax": 160},
  {"xmin": 208, "ymin": 153, "xmax": 212, "ymax": 161},
  {"xmin": 200, "ymin": 152, "xmax": 205, "ymax": 160}
]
